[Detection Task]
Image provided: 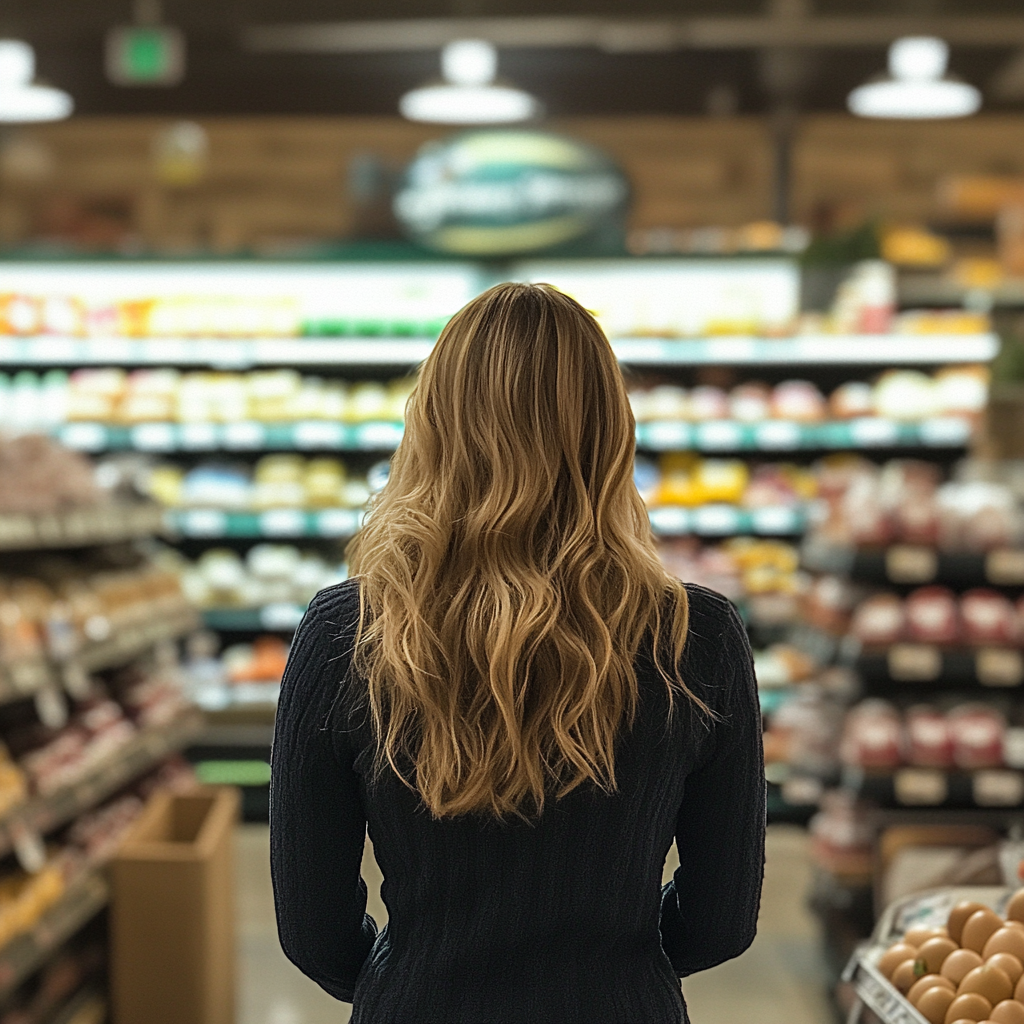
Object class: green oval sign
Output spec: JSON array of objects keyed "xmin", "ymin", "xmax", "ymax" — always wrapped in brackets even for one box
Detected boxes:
[{"xmin": 393, "ymin": 129, "xmax": 630, "ymax": 256}]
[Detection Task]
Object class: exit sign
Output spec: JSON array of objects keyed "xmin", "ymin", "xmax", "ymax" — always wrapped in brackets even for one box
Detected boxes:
[{"xmin": 105, "ymin": 25, "xmax": 186, "ymax": 86}]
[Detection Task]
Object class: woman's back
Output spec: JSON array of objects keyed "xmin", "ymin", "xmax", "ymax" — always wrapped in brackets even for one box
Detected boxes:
[{"xmin": 271, "ymin": 577, "xmax": 764, "ymax": 1024}]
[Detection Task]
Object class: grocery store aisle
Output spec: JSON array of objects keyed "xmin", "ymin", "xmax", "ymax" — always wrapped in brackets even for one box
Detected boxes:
[{"xmin": 236, "ymin": 823, "xmax": 834, "ymax": 1024}]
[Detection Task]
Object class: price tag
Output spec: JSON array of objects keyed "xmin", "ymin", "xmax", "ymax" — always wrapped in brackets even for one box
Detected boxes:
[
  {"xmin": 59, "ymin": 422, "xmax": 106, "ymax": 451},
  {"xmin": 179, "ymin": 422, "xmax": 220, "ymax": 450},
  {"xmin": 888, "ymin": 644, "xmax": 942, "ymax": 681},
  {"xmin": 8, "ymin": 820, "xmax": 46, "ymax": 874},
  {"xmin": 976, "ymin": 647, "xmax": 1024, "ymax": 687},
  {"xmin": 692, "ymin": 504, "xmax": 740, "ymax": 535},
  {"xmin": 920, "ymin": 417, "xmax": 972, "ymax": 447},
  {"xmin": 355, "ymin": 422, "xmax": 404, "ymax": 449},
  {"xmin": 986, "ymin": 549, "xmax": 1024, "ymax": 586},
  {"xmin": 34, "ymin": 685, "xmax": 68, "ymax": 729},
  {"xmin": 293, "ymin": 421, "xmax": 344, "ymax": 449},
  {"xmin": 695, "ymin": 421, "xmax": 744, "ymax": 451},
  {"xmin": 750, "ymin": 506, "xmax": 799, "ymax": 535},
  {"xmin": 850, "ymin": 418, "xmax": 899, "ymax": 447},
  {"xmin": 223, "ymin": 421, "xmax": 266, "ymax": 449},
  {"xmin": 260, "ymin": 603, "xmax": 305, "ymax": 631},
  {"xmin": 259, "ymin": 509, "xmax": 306, "ymax": 537},
  {"xmin": 130, "ymin": 422, "xmax": 176, "ymax": 451},
  {"xmin": 894, "ymin": 768, "xmax": 948, "ymax": 806},
  {"xmin": 647, "ymin": 507, "xmax": 691, "ymax": 535},
  {"xmin": 182, "ymin": 509, "xmax": 227, "ymax": 537},
  {"xmin": 885, "ymin": 545, "xmax": 938, "ymax": 584},
  {"xmin": 316, "ymin": 509, "xmax": 360, "ymax": 537},
  {"xmin": 754, "ymin": 420, "xmax": 802, "ymax": 450},
  {"xmin": 643, "ymin": 421, "xmax": 692, "ymax": 450},
  {"xmin": 973, "ymin": 770, "xmax": 1024, "ymax": 807}
]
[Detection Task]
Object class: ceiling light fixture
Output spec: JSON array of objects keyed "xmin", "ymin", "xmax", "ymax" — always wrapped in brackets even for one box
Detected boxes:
[
  {"xmin": 399, "ymin": 39, "xmax": 539, "ymax": 124},
  {"xmin": 848, "ymin": 36, "xmax": 980, "ymax": 119},
  {"xmin": 0, "ymin": 40, "xmax": 73, "ymax": 122}
]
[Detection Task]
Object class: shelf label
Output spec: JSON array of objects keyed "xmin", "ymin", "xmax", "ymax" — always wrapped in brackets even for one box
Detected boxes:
[
  {"xmin": 181, "ymin": 509, "xmax": 227, "ymax": 537},
  {"xmin": 293, "ymin": 421, "xmax": 344, "ymax": 449},
  {"xmin": 695, "ymin": 421, "xmax": 744, "ymax": 450},
  {"xmin": 888, "ymin": 644, "xmax": 942, "ymax": 681},
  {"xmin": 643, "ymin": 421, "xmax": 692, "ymax": 450},
  {"xmin": 130, "ymin": 422, "xmax": 176, "ymax": 451},
  {"xmin": 894, "ymin": 768, "xmax": 947, "ymax": 806},
  {"xmin": 974, "ymin": 770, "xmax": 1024, "ymax": 807},
  {"xmin": 986, "ymin": 549, "xmax": 1024, "ymax": 586},
  {"xmin": 355, "ymin": 422, "xmax": 404, "ymax": 449},
  {"xmin": 976, "ymin": 647, "xmax": 1024, "ymax": 687},
  {"xmin": 59, "ymin": 422, "xmax": 106, "ymax": 451},
  {"xmin": 885, "ymin": 545, "xmax": 938, "ymax": 584},
  {"xmin": 850, "ymin": 417, "xmax": 899, "ymax": 447},
  {"xmin": 316, "ymin": 509, "xmax": 360, "ymax": 536},
  {"xmin": 259, "ymin": 509, "xmax": 306, "ymax": 537},
  {"xmin": 754, "ymin": 420, "xmax": 802, "ymax": 450},
  {"xmin": 692, "ymin": 504, "xmax": 741, "ymax": 535},
  {"xmin": 750, "ymin": 506, "xmax": 799, "ymax": 535},
  {"xmin": 179, "ymin": 422, "xmax": 220, "ymax": 450},
  {"xmin": 260, "ymin": 603, "xmax": 305, "ymax": 631},
  {"xmin": 920, "ymin": 417, "xmax": 972, "ymax": 447},
  {"xmin": 648, "ymin": 507, "xmax": 691, "ymax": 535},
  {"xmin": 223, "ymin": 421, "xmax": 266, "ymax": 449}
]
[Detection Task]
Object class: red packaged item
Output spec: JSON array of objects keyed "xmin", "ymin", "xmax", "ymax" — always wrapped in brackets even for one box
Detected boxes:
[
  {"xmin": 906, "ymin": 705, "xmax": 954, "ymax": 768},
  {"xmin": 961, "ymin": 588, "xmax": 1020, "ymax": 646},
  {"xmin": 948, "ymin": 704, "xmax": 1005, "ymax": 770},
  {"xmin": 905, "ymin": 586, "xmax": 961, "ymax": 644},
  {"xmin": 850, "ymin": 593, "xmax": 906, "ymax": 646},
  {"xmin": 841, "ymin": 700, "xmax": 904, "ymax": 769}
]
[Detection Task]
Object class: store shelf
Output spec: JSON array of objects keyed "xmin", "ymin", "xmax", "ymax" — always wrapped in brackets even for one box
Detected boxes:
[
  {"xmin": 842, "ymin": 763, "xmax": 1024, "ymax": 811},
  {"xmin": 202, "ymin": 605, "xmax": 307, "ymax": 631},
  {"xmin": 0, "ymin": 503, "xmax": 166, "ymax": 551},
  {"xmin": 0, "ymin": 709, "xmax": 204, "ymax": 860},
  {"xmin": 0, "ymin": 871, "xmax": 108, "ymax": 1003},
  {"xmin": 637, "ymin": 417, "xmax": 974, "ymax": 452},
  {"xmin": 0, "ymin": 605, "xmax": 200, "ymax": 707},
  {"xmin": 648, "ymin": 503, "xmax": 810, "ymax": 536},
  {"xmin": 855, "ymin": 644, "xmax": 1024, "ymax": 689},
  {"xmin": 168, "ymin": 507, "xmax": 362, "ymax": 539},
  {"xmin": 0, "ymin": 333, "xmax": 998, "ymax": 368},
  {"xmin": 899, "ymin": 274, "xmax": 1024, "ymax": 309},
  {"xmin": 802, "ymin": 540, "xmax": 1024, "ymax": 588}
]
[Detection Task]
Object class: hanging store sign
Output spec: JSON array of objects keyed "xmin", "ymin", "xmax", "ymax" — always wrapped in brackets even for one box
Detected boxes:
[{"xmin": 393, "ymin": 129, "xmax": 630, "ymax": 256}]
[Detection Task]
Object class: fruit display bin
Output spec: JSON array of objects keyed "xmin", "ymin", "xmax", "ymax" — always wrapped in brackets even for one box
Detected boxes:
[{"xmin": 842, "ymin": 886, "xmax": 1010, "ymax": 1024}]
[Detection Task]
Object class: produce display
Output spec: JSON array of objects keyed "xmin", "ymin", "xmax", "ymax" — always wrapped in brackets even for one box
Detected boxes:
[
  {"xmin": 0, "ymin": 436, "xmax": 100, "ymax": 515},
  {"xmin": 873, "ymin": 890, "xmax": 1024, "ymax": 1023}
]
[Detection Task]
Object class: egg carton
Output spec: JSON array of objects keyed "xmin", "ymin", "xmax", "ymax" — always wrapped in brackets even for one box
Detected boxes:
[{"xmin": 842, "ymin": 885, "xmax": 1011, "ymax": 1024}]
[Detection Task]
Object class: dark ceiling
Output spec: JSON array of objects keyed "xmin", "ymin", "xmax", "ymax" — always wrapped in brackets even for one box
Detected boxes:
[{"xmin": 2, "ymin": 0, "xmax": 1024, "ymax": 117}]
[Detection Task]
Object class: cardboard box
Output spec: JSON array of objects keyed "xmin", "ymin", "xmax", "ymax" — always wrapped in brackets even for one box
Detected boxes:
[{"xmin": 110, "ymin": 786, "xmax": 239, "ymax": 1024}]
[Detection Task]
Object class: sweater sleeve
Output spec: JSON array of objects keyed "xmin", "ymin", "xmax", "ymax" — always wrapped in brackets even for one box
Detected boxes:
[
  {"xmin": 270, "ymin": 590, "xmax": 378, "ymax": 1002},
  {"xmin": 659, "ymin": 596, "xmax": 766, "ymax": 977}
]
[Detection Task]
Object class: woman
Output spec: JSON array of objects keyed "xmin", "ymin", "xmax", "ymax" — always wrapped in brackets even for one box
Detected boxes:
[{"xmin": 271, "ymin": 282, "xmax": 765, "ymax": 1024}]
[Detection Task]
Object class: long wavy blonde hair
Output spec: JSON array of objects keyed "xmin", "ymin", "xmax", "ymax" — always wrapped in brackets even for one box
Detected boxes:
[{"xmin": 345, "ymin": 282, "xmax": 703, "ymax": 821}]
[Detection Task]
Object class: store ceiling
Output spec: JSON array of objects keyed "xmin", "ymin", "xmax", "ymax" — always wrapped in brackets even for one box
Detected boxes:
[{"xmin": 3, "ymin": 0, "xmax": 1024, "ymax": 117}]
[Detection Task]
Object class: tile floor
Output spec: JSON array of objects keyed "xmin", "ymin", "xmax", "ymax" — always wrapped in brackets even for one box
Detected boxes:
[{"xmin": 236, "ymin": 823, "xmax": 836, "ymax": 1024}]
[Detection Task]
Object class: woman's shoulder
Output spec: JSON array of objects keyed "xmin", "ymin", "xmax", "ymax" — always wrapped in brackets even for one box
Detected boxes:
[
  {"xmin": 682, "ymin": 582, "xmax": 744, "ymax": 639},
  {"xmin": 305, "ymin": 577, "xmax": 362, "ymax": 631},
  {"xmin": 677, "ymin": 582, "xmax": 751, "ymax": 682}
]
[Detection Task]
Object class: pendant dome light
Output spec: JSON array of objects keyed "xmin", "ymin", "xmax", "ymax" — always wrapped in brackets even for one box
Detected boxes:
[
  {"xmin": 399, "ymin": 39, "xmax": 539, "ymax": 125},
  {"xmin": 848, "ymin": 37, "xmax": 980, "ymax": 119},
  {"xmin": 0, "ymin": 40, "xmax": 73, "ymax": 122}
]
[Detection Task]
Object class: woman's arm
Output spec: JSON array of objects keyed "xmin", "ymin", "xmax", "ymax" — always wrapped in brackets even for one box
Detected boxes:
[
  {"xmin": 270, "ymin": 587, "xmax": 378, "ymax": 1002},
  {"xmin": 659, "ymin": 595, "xmax": 766, "ymax": 977}
]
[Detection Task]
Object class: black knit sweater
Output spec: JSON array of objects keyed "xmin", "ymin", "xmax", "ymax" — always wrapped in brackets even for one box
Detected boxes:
[{"xmin": 270, "ymin": 578, "xmax": 765, "ymax": 1024}]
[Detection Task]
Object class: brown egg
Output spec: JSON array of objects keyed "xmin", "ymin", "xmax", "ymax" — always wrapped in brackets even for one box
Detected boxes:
[
  {"xmin": 944, "ymin": 949, "xmax": 985, "ymax": 985},
  {"xmin": 985, "ymin": 929, "xmax": 1024, "ymax": 963},
  {"xmin": 1016, "ymin": 972, "xmax": 1024, "ymax": 1002},
  {"xmin": 921, "ymin": 938, "xmax": 961, "ymax": 973},
  {"xmin": 964, "ymin": 912, "xmax": 1007, "ymax": 954},
  {"xmin": 907, "ymin": 926, "xmax": 946, "ymax": 947},
  {"xmin": 959, "ymin": 965, "xmax": 1014, "ymax": 1005},
  {"xmin": 893, "ymin": 959, "xmax": 923, "ymax": 993},
  {"xmin": 917, "ymin": 985, "xmax": 956, "ymax": 1024},
  {"xmin": 944, "ymin": 992, "xmax": 993, "ymax": 1023},
  {"xmin": 880, "ymin": 943, "xmax": 920, "ymax": 978},
  {"xmin": 990, "ymin": 1000, "xmax": 1024, "ymax": 1024},
  {"xmin": 987, "ymin": 954, "xmax": 1024, "ymax": 986},
  {"xmin": 951, "ymin": 903, "xmax": 993, "ymax": 945},
  {"xmin": 1006, "ymin": 889, "xmax": 1024, "ymax": 924},
  {"xmin": 911, "ymin": 975, "xmax": 957, "ymax": 1003}
]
